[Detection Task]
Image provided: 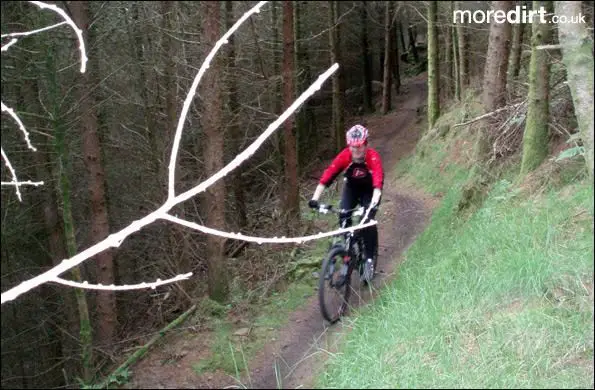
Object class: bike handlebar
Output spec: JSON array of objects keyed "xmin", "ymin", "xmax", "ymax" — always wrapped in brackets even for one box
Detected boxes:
[{"xmin": 314, "ymin": 204, "xmax": 365, "ymax": 217}]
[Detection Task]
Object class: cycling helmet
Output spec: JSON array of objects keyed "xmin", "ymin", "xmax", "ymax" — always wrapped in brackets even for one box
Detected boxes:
[{"xmin": 346, "ymin": 124, "xmax": 369, "ymax": 147}]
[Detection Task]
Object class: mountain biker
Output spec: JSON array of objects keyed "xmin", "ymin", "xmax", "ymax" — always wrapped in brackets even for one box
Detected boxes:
[{"xmin": 308, "ymin": 124, "xmax": 384, "ymax": 282}]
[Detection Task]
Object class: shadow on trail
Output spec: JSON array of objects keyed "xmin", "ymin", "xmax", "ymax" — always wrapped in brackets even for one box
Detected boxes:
[{"xmin": 244, "ymin": 76, "xmax": 432, "ymax": 389}]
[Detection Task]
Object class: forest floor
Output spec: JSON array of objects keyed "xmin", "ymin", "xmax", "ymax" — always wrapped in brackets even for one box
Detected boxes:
[{"xmin": 124, "ymin": 73, "xmax": 441, "ymax": 389}]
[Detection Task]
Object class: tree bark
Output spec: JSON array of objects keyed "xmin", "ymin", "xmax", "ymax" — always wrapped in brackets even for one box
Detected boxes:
[
  {"xmin": 482, "ymin": 1, "xmax": 514, "ymax": 112},
  {"xmin": 455, "ymin": 1, "xmax": 469, "ymax": 92},
  {"xmin": 360, "ymin": 1, "xmax": 374, "ymax": 113},
  {"xmin": 427, "ymin": 1, "xmax": 440, "ymax": 129},
  {"xmin": 397, "ymin": 15, "xmax": 407, "ymax": 58},
  {"xmin": 271, "ymin": 2, "xmax": 284, "ymax": 165},
  {"xmin": 272, "ymin": 1, "xmax": 281, "ymax": 118},
  {"xmin": 131, "ymin": 5, "xmax": 162, "ymax": 187},
  {"xmin": 445, "ymin": 3, "xmax": 453, "ymax": 99},
  {"xmin": 68, "ymin": 0, "xmax": 118, "ymax": 349},
  {"xmin": 329, "ymin": 1, "xmax": 346, "ymax": 152},
  {"xmin": 452, "ymin": 2, "xmax": 461, "ymax": 101},
  {"xmin": 555, "ymin": 0, "xmax": 594, "ymax": 181},
  {"xmin": 21, "ymin": 71, "xmax": 83, "ymax": 385},
  {"xmin": 520, "ymin": 1, "xmax": 554, "ymax": 176},
  {"xmin": 507, "ymin": 20, "xmax": 526, "ymax": 97},
  {"xmin": 294, "ymin": 1, "xmax": 305, "ymax": 159},
  {"xmin": 202, "ymin": 1, "xmax": 229, "ymax": 303},
  {"xmin": 282, "ymin": 0, "xmax": 300, "ymax": 227},
  {"xmin": 162, "ymin": 1, "xmax": 178, "ymax": 167},
  {"xmin": 42, "ymin": 38, "xmax": 94, "ymax": 383},
  {"xmin": 296, "ymin": 1, "xmax": 316, "ymax": 150},
  {"xmin": 408, "ymin": 24, "xmax": 420, "ymax": 63},
  {"xmin": 225, "ymin": 1, "xmax": 247, "ymax": 231},
  {"xmin": 382, "ymin": 1, "xmax": 394, "ymax": 114},
  {"xmin": 392, "ymin": 6, "xmax": 401, "ymax": 95}
]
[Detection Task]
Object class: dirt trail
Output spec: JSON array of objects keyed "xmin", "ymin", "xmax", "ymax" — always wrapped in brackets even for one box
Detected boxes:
[
  {"xmin": 243, "ymin": 74, "xmax": 435, "ymax": 389},
  {"xmin": 125, "ymin": 74, "xmax": 438, "ymax": 389}
]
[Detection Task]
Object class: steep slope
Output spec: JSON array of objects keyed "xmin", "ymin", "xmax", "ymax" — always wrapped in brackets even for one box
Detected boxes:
[{"xmin": 124, "ymin": 73, "xmax": 435, "ymax": 389}]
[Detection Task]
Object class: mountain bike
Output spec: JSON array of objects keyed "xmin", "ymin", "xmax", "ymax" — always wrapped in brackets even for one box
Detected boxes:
[{"xmin": 313, "ymin": 203, "xmax": 377, "ymax": 324}]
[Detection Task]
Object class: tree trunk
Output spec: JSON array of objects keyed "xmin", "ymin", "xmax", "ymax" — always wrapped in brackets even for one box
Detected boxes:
[
  {"xmin": 294, "ymin": 1, "xmax": 305, "ymax": 159},
  {"xmin": 161, "ymin": 2, "xmax": 196, "ymax": 303},
  {"xmin": 329, "ymin": 1, "xmax": 346, "ymax": 153},
  {"xmin": 397, "ymin": 16, "xmax": 407, "ymax": 57},
  {"xmin": 202, "ymin": 1, "xmax": 229, "ymax": 303},
  {"xmin": 225, "ymin": 1, "xmax": 247, "ymax": 231},
  {"xmin": 57, "ymin": 125, "xmax": 95, "ymax": 385},
  {"xmin": 452, "ymin": 2, "xmax": 461, "ymax": 101},
  {"xmin": 21, "ymin": 75, "xmax": 80, "ymax": 386},
  {"xmin": 68, "ymin": 0, "xmax": 117, "ymax": 348},
  {"xmin": 427, "ymin": 1, "xmax": 440, "ymax": 129},
  {"xmin": 272, "ymin": 1, "xmax": 281, "ymax": 118},
  {"xmin": 43, "ymin": 25, "xmax": 94, "ymax": 384},
  {"xmin": 296, "ymin": 2, "xmax": 316, "ymax": 150},
  {"xmin": 162, "ymin": 1, "xmax": 178, "ymax": 168},
  {"xmin": 520, "ymin": 1, "xmax": 554, "ymax": 176},
  {"xmin": 408, "ymin": 24, "xmax": 420, "ymax": 63},
  {"xmin": 555, "ymin": 0, "xmax": 594, "ymax": 181},
  {"xmin": 392, "ymin": 7, "xmax": 401, "ymax": 95},
  {"xmin": 131, "ymin": 5, "xmax": 162, "ymax": 185},
  {"xmin": 282, "ymin": 0, "xmax": 300, "ymax": 227},
  {"xmin": 381, "ymin": 1, "xmax": 393, "ymax": 114},
  {"xmin": 455, "ymin": 1, "xmax": 469, "ymax": 92},
  {"xmin": 445, "ymin": 4, "xmax": 453, "ymax": 99},
  {"xmin": 271, "ymin": 2, "xmax": 284, "ymax": 166},
  {"xmin": 482, "ymin": 1, "xmax": 514, "ymax": 112},
  {"xmin": 360, "ymin": 1, "xmax": 373, "ymax": 113},
  {"xmin": 507, "ymin": 21, "xmax": 525, "ymax": 97}
]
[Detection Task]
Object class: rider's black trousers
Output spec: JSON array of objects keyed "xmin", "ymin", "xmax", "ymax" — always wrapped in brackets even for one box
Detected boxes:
[{"xmin": 338, "ymin": 181, "xmax": 380, "ymax": 262}]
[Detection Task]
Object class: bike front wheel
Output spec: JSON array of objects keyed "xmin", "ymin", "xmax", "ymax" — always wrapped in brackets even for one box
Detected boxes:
[{"xmin": 318, "ymin": 246, "xmax": 352, "ymax": 324}]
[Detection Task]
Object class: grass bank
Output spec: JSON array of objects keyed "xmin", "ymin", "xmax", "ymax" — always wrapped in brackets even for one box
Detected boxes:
[{"xmin": 314, "ymin": 99, "xmax": 594, "ymax": 389}]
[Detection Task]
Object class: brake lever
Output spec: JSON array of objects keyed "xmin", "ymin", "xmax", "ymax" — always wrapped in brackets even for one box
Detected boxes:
[
  {"xmin": 353, "ymin": 207, "xmax": 365, "ymax": 217},
  {"xmin": 318, "ymin": 204, "xmax": 331, "ymax": 214}
]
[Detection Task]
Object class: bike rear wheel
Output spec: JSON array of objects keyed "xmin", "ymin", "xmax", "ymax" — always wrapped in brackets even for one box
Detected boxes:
[{"xmin": 318, "ymin": 246, "xmax": 352, "ymax": 324}]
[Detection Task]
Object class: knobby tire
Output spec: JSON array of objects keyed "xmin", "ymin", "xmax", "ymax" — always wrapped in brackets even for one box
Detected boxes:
[{"xmin": 319, "ymin": 246, "xmax": 352, "ymax": 324}]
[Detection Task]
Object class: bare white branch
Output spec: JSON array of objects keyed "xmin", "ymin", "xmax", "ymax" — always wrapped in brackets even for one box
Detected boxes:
[
  {"xmin": 1, "ymin": 39, "xmax": 18, "ymax": 52},
  {"xmin": 161, "ymin": 214, "xmax": 378, "ymax": 244},
  {"xmin": 1, "ymin": 3, "xmax": 82, "ymax": 204},
  {"xmin": 51, "ymin": 273, "xmax": 193, "ymax": 291},
  {"xmin": 166, "ymin": 62, "xmax": 340, "ymax": 208},
  {"xmin": 168, "ymin": 1, "xmax": 268, "ymax": 200},
  {"xmin": 28, "ymin": 1, "xmax": 87, "ymax": 73},
  {"xmin": 0, "ymin": 1, "xmax": 346, "ymax": 307},
  {"xmin": 1, "ymin": 60, "xmax": 339, "ymax": 305},
  {"xmin": 536, "ymin": 44, "xmax": 562, "ymax": 50},
  {"xmin": 1, "ymin": 21, "xmax": 68, "ymax": 38},
  {"xmin": 1, "ymin": 180, "xmax": 44, "ymax": 187},
  {"xmin": 1, "ymin": 147, "xmax": 23, "ymax": 202},
  {"xmin": 1, "ymin": 101, "xmax": 37, "ymax": 151}
]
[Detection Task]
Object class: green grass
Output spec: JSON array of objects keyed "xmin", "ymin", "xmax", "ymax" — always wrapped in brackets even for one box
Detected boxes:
[
  {"xmin": 190, "ymin": 203, "xmax": 340, "ymax": 379},
  {"xmin": 190, "ymin": 278, "xmax": 320, "ymax": 381},
  {"xmin": 314, "ymin": 139, "xmax": 594, "ymax": 388},
  {"xmin": 190, "ymin": 276, "xmax": 320, "ymax": 376}
]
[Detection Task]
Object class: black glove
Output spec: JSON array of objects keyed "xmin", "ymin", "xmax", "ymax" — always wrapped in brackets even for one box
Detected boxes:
[{"xmin": 308, "ymin": 199, "xmax": 319, "ymax": 209}]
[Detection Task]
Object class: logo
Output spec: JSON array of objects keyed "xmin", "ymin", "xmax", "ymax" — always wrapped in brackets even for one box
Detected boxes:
[{"xmin": 352, "ymin": 168, "xmax": 367, "ymax": 178}]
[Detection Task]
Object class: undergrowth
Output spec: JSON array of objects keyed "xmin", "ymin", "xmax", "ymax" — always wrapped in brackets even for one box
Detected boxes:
[{"xmin": 315, "ymin": 87, "xmax": 593, "ymax": 389}]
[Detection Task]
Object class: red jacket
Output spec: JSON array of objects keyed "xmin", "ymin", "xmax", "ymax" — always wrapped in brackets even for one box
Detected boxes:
[{"xmin": 319, "ymin": 147, "xmax": 384, "ymax": 189}]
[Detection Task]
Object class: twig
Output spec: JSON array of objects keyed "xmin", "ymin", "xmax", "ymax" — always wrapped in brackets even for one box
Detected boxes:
[
  {"xmin": 50, "ymin": 273, "xmax": 193, "ymax": 291},
  {"xmin": 452, "ymin": 101, "xmax": 526, "ymax": 129},
  {"xmin": 536, "ymin": 44, "xmax": 562, "ymax": 50},
  {"xmin": 94, "ymin": 304, "xmax": 198, "ymax": 389}
]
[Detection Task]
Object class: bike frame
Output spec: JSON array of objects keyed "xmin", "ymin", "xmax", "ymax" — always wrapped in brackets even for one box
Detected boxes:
[
  {"xmin": 314, "ymin": 203, "xmax": 371, "ymax": 323},
  {"xmin": 316, "ymin": 204, "xmax": 366, "ymax": 270}
]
